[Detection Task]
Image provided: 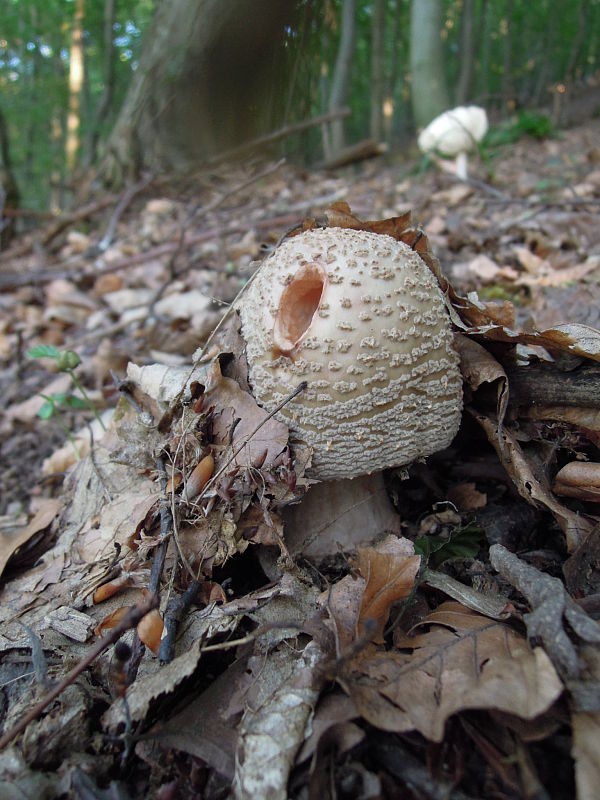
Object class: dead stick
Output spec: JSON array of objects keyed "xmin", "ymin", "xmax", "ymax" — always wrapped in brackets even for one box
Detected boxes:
[{"xmin": 0, "ymin": 595, "xmax": 158, "ymax": 751}]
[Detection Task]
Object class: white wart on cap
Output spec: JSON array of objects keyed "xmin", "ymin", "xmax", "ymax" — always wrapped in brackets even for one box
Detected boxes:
[{"xmin": 237, "ymin": 227, "xmax": 462, "ymax": 480}]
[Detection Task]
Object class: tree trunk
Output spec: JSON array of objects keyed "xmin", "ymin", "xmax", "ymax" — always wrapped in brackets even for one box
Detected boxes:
[
  {"xmin": 0, "ymin": 104, "xmax": 20, "ymax": 249},
  {"xmin": 66, "ymin": 0, "xmax": 85, "ymax": 171},
  {"xmin": 456, "ymin": 0, "xmax": 475, "ymax": 104},
  {"xmin": 370, "ymin": 0, "xmax": 385, "ymax": 141},
  {"xmin": 84, "ymin": 0, "xmax": 116, "ymax": 167},
  {"xmin": 101, "ymin": 0, "xmax": 297, "ymax": 185},
  {"xmin": 501, "ymin": 0, "xmax": 514, "ymax": 111},
  {"xmin": 410, "ymin": 0, "xmax": 450, "ymax": 128},
  {"xmin": 328, "ymin": 0, "xmax": 357, "ymax": 156}
]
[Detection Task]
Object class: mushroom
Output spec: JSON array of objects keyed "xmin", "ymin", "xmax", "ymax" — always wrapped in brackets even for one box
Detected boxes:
[
  {"xmin": 418, "ymin": 105, "xmax": 488, "ymax": 181},
  {"xmin": 237, "ymin": 227, "xmax": 463, "ymax": 558}
]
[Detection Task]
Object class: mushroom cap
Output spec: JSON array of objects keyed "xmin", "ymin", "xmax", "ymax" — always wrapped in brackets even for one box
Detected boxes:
[
  {"xmin": 237, "ymin": 227, "xmax": 463, "ymax": 480},
  {"xmin": 418, "ymin": 106, "xmax": 488, "ymax": 157}
]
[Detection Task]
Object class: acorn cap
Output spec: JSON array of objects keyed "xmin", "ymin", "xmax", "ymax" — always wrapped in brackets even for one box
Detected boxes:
[{"xmin": 237, "ymin": 227, "xmax": 463, "ymax": 480}]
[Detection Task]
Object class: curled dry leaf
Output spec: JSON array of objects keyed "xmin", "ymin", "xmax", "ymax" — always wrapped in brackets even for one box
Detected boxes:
[
  {"xmin": 343, "ymin": 601, "xmax": 563, "ymax": 743},
  {"xmin": 471, "ymin": 410, "xmax": 596, "ymax": 551},
  {"xmin": 93, "ymin": 574, "xmax": 135, "ymax": 604},
  {"xmin": 137, "ymin": 608, "xmax": 164, "ymax": 655},
  {"xmin": 553, "ymin": 461, "xmax": 600, "ymax": 503},
  {"xmin": 0, "ymin": 498, "xmax": 62, "ymax": 581},
  {"xmin": 93, "ymin": 606, "xmax": 130, "ymax": 637}
]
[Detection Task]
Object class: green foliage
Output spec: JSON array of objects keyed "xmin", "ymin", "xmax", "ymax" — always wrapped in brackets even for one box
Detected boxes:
[
  {"xmin": 38, "ymin": 392, "xmax": 89, "ymax": 420},
  {"xmin": 0, "ymin": 0, "xmax": 154, "ymax": 210},
  {"xmin": 28, "ymin": 345, "xmax": 106, "ymax": 440},
  {"xmin": 485, "ymin": 111, "xmax": 556, "ymax": 147},
  {"xmin": 414, "ymin": 522, "xmax": 485, "ymax": 568}
]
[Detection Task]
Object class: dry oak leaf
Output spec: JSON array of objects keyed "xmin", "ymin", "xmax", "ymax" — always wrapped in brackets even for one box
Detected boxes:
[
  {"xmin": 356, "ymin": 536, "xmax": 421, "ymax": 643},
  {"xmin": 344, "ymin": 601, "xmax": 562, "ymax": 742},
  {"xmin": 0, "ymin": 499, "xmax": 62, "ymax": 581}
]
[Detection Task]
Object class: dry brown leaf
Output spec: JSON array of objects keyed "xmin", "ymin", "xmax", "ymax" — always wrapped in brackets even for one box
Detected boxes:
[
  {"xmin": 469, "ymin": 322, "xmax": 600, "ymax": 363},
  {"xmin": 0, "ymin": 498, "xmax": 62, "ymax": 581},
  {"xmin": 209, "ymin": 373, "xmax": 289, "ymax": 469},
  {"xmin": 572, "ymin": 712, "xmax": 600, "ymax": 800},
  {"xmin": 356, "ymin": 536, "xmax": 420, "ymax": 642},
  {"xmin": 344, "ymin": 601, "xmax": 563, "ymax": 742},
  {"xmin": 446, "ymin": 482, "xmax": 487, "ymax": 511},
  {"xmin": 489, "ymin": 544, "xmax": 600, "ymax": 679},
  {"xmin": 553, "ymin": 462, "xmax": 600, "ymax": 503},
  {"xmin": 455, "ymin": 334, "xmax": 508, "ymax": 424},
  {"xmin": 513, "ymin": 246, "xmax": 547, "ymax": 274},
  {"xmin": 472, "ymin": 410, "xmax": 596, "ymax": 551}
]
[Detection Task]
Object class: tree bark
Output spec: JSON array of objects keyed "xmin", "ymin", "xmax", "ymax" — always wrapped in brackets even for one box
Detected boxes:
[
  {"xmin": 66, "ymin": 0, "xmax": 85, "ymax": 171},
  {"xmin": 84, "ymin": 0, "xmax": 116, "ymax": 168},
  {"xmin": 370, "ymin": 0, "xmax": 385, "ymax": 141},
  {"xmin": 410, "ymin": 0, "xmax": 450, "ymax": 128},
  {"xmin": 0, "ymin": 104, "xmax": 20, "ymax": 249},
  {"xmin": 456, "ymin": 0, "xmax": 475, "ymax": 104},
  {"xmin": 328, "ymin": 0, "xmax": 357, "ymax": 156},
  {"xmin": 101, "ymin": 0, "xmax": 297, "ymax": 185},
  {"xmin": 501, "ymin": 0, "xmax": 514, "ymax": 110}
]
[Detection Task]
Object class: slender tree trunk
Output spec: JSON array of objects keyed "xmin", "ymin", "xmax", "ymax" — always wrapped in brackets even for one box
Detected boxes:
[
  {"xmin": 85, "ymin": 0, "xmax": 116, "ymax": 167},
  {"xmin": 410, "ymin": 0, "xmax": 450, "ymax": 128},
  {"xmin": 456, "ymin": 0, "xmax": 475, "ymax": 104},
  {"xmin": 328, "ymin": 0, "xmax": 357, "ymax": 155},
  {"xmin": 476, "ymin": 0, "xmax": 491, "ymax": 101},
  {"xmin": 0, "ymin": 104, "xmax": 20, "ymax": 249},
  {"xmin": 66, "ymin": 0, "xmax": 85, "ymax": 171},
  {"xmin": 101, "ymin": 0, "xmax": 297, "ymax": 185},
  {"xmin": 370, "ymin": 0, "xmax": 385, "ymax": 141},
  {"xmin": 532, "ymin": 1, "xmax": 557, "ymax": 107},
  {"xmin": 501, "ymin": 0, "xmax": 514, "ymax": 111}
]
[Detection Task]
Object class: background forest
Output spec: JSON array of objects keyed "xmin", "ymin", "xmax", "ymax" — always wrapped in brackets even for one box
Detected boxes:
[
  {"xmin": 2, "ymin": 2, "xmax": 600, "ymax": 799},
  {"xmin": 1, "ymin": 0, "xmax": 599, "ymax": 216}
]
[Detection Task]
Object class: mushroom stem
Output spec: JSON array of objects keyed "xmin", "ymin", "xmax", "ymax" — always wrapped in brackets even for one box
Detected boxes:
[
  {"xmin": 455, "ymin": 151, "xmax": 468, "ymax": 181},
  {"xmin": 282, "ymin": 473, "xmax": 401, "ymax": 559}
]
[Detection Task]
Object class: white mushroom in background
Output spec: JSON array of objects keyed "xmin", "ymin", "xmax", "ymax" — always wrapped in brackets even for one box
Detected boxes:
[
  {"xmin": 237, "ymin": 227, "xmax": 463, "ymax": 558},
  {"xmin": 418, "ymin": 105, "xmax": 488, "ymax": 181}
]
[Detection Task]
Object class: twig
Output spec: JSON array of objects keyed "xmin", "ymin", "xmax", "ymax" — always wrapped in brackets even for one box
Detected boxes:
[
  {"xmin": 158, "ymin": 579, "xmax": 201, "ymax": 663},
  {"xmin": 41, "ymin": 196, "xmax": 117, "ymax": 247},
  {"xmin": 127, "ymin": 455, "xmax": 172, "ymax": 683},
  {"xmin": 98, "ymin": 174, "xmax": 153, "ymax": 252},
  {"xmin": 0, "ymin": 595, "xmax": 158, "ymax": 751}
]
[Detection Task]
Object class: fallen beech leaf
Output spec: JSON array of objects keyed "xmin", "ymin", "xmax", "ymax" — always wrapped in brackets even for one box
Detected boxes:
[
  {"xmin": 137, "ymin": 608, "xmax": 164, "ymax": 655},
  {"xmin": 356, "ymin": 536, "xmax": 420, "ymax": 642},
  {"xmin": 94, "ymin": 606, "xmax": 130, "ymax": 637},
  {"xmin": 344, "ymin": 601, "xmax": 563, "ymax": 742},
  {"xmin": 0, "ymin": 499, "xmax": 62, "ymax": 581},
  {"xmin": 553, "ymin": 462, "xmax": 600, "ymax": 503}
]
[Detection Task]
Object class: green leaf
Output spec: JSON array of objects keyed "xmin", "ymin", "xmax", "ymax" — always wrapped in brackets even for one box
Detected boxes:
[
  {"xmin": 37, "ymin": 400, "xmax": 56, "ymax": 419},
  {"xmin": 27, "ymin": 344, "xmax": 60, "ymax": 360},
  {"xmin": 62, "ymin": 395, "xmax": 89, "ymax": 410},
  {"xmin": 414, "ymin": 523, "xmax": 485, "ymax": 568}
]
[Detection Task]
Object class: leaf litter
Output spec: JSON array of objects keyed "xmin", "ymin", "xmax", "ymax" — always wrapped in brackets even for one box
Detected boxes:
[{"xmin": 1, "ymin": 125, "xmax": 600, "ymax": 797}]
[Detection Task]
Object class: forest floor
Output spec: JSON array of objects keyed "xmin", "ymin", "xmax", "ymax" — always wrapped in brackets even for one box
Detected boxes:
[{"xmin": 0, "ymin": 118, "xmax": 599, "ymax": 799}]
